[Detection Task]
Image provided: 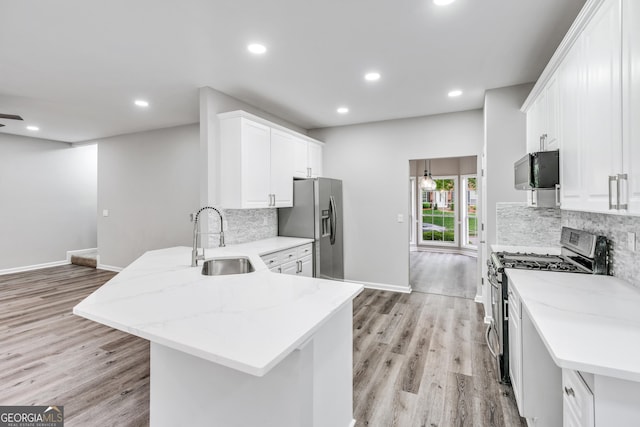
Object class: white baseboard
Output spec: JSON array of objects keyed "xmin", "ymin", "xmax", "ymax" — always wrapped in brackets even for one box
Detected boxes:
[
  {"xmin": 0, "ymin": 259, "xmax": 69, "ymax": 276},
  {"xmin": 474, "ymin": 294, "xmax": 484, "ymax": 303},
  {"xmin": 66, "ymin": 247, "xmax": 97, "ymax": 262},
  {"xmin": 97, "ymin": 264, "xmax": 123, "ymax": 273},
  {"xmin": 345, "ymin": 279, "xmax": 412, "ymax": 294}
]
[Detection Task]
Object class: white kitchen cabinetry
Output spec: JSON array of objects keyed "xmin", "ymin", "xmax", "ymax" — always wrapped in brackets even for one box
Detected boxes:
[
  {"xmin": 622, "ymin": 0, "xmax": 640, "ymax": 213},
  {"xmin": 219, "ymin": 111, "xmax": 324, "ymax": 209},
  {"xmin": 219, "ymin": 116, "xmax": 294, "ymax": 208},
  {"xmin": 260, "ymin": 243, "xmax": 313, "ymax": 277},
  {"xmin": 526, "ymin": 75, "xmax": 559, "ymax": 153},
  {"xmin": 293, "ymin": 138, "xmax": 323, "ymax": 179},
  {"xmin": 563, "ymin": 370, "xmax": 595, "ymax": 427},
  {"xmin": 508, "ymin": 285, "xmax": 562, "ymax": 425},
  {"xmin": 270, "ymin": 129, "xmax": 296, "ymax": 206},
  {"xmin": 580, "ymin": 0, "xmax": 622, "ymax": 213},
  {"xmin": 508, "ymin": 287, "xmax": 523, "ymax": 413}
]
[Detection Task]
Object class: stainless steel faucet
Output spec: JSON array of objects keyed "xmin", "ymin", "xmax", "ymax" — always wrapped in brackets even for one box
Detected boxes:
[{"xmin": 191, "ymin": 206, "xmax": 225, "ymax": 267}]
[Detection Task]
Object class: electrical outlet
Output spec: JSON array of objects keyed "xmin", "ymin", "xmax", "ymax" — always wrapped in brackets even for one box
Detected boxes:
[
  {"xmin": 627, "ymin": 232, "xmax": 636, "ymax": 252},
  {"xmin": 397, "ymin": 214, "xmax": 404, "ymax": 223},
  {"xmin": 102, "ymin": 209, "xmax": 109, "ymax": 217}
]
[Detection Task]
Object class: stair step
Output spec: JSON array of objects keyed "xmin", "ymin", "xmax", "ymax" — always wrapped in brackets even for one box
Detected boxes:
[{"xmin": 71, "ymin": 252, "xmax": 97, "ymax": 268}]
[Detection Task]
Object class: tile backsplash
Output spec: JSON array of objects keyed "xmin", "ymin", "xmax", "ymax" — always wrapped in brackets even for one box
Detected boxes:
[
  {"xmin": 496, "ymin": 202, "xmax": 640, "ymax": 288},
  {"xmin": 496, "ymin": 203, "xmax": 562, "ymax": 247},
  {"xmin": 203, "ymin": 209, "xmax": 278, "ymax": 246},
  {"xmin": 562, "ymin": 210, "xmax": 640, "ymax": 288}
]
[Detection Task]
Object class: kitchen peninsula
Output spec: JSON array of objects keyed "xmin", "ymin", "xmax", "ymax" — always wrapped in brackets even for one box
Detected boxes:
[{"xmin": 73, "ymin": 239, "xmax": 363, "ymax": 427}]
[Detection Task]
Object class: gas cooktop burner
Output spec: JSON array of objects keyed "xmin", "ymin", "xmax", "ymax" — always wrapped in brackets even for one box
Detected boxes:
[{"xmin": 494, "ymin": 251, "xmax": 587, "ymax": 273}]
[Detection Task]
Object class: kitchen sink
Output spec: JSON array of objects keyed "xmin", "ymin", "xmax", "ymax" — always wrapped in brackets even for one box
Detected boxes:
[{"xmin": 201, "ymin": 257, "xmax": 255, "ymax": 276}]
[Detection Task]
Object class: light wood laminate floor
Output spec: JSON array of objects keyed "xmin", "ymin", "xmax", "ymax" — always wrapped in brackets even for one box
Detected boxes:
[
  {"xmin": 410, "ymin": 252, "xmax": 477, "ymax": 300},
  {"xmin": 0, "ymin": 265, "xmax": 524, "ymax": 426}
]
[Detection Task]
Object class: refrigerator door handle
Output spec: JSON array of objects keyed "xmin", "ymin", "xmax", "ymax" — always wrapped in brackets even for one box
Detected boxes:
[{"xmin": 329, "ymin": 196, "xmax": 337, "ymax": 245}]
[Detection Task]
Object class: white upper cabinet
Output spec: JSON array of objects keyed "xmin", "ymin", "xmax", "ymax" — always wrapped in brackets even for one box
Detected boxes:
[
  {"xmin": 526, "ymin": 75, "xmax": 559, "ymax": 153},
  {"xmin": 307, "ymin": 141, "xmax": 323, "ymax": 178},
  {"xmin": 623, "ymin": 0, "xmax": 640, "ymax": 214},
  {"xmin": 218, "ymin": 114, "xmax": 291, "ymax": 209},
  {"xmin": 219, "ymin": 111, "xmax": 324, "ymax": 209},
  {"xmin": 526, "ymin": 0, "xmax": 640, "ymax": 214},
  {"xmin": 293, "ymin": 137, "xmax": 324, "ymax": 179},
  {"xmin": 269, "ymin": 129, "xmax": 296, "ymax": 207},
  {"xmin": 580, "ymin": 0, "xmax": 622, "ymax": 213},
  {"xmin": 558, "ymin": 38, "xmax": 585, "ymax": 211}
]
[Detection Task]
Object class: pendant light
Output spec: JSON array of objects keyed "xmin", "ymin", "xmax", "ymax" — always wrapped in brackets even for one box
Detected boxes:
[{"xmin": 421, "ymin": 159, "xmax": 436, "ymax": 191}]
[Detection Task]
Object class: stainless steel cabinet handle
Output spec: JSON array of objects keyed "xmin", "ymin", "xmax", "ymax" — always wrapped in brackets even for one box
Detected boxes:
[
  {"xmin": 555, "ymin": 184, "xmax": 561, "ymax": 207},
  {"xmin": 609, "ymin": 175, "xmax": 618, "ymax": 210},
  {"xmin": 307, "ymin": 167, "xmax": 311, "ymax": 178},
  {"xmin": 618, "ymin": 173, "xmax": 628, "ymax": 210},
  {"xmin": 504, "ymin": 299, "xmax": 509, "ymax": 321},
  {"xmin": 564, "ymin": 386, "xmax": 575, "ymax": 397}
]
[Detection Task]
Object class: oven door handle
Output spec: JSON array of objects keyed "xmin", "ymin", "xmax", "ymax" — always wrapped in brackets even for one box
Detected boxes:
[{"xmin": 486, "ymin": 323, "xmax": 497, "ymax": 359}]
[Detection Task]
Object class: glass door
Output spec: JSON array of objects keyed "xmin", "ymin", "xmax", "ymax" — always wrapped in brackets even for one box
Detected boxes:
[
  {"xmin": 410, "ymin": 177, "xmax": 416, "ymax": 246},
  {"xmin": 461, "ymin": 175, "xmax": 478, "ymax": 249},
  {"xmin": 419, "ymin": 176, "xmax": 458, "ymax": 246}
]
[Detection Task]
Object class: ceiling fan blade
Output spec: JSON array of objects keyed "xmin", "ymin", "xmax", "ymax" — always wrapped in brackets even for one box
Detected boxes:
[{"xmin": 0, "ymin": 114, "xmax": 24, "ymax": 121}]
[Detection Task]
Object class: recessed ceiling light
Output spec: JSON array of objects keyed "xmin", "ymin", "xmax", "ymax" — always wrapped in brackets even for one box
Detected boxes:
[
  {"xmin": 247, "ymin": 43, "xmax": 267, "ymax": 54},
  {"xmin": 134, "ymin": 99, "xmax": 149, "ymax": 107},
  {"xmin": 26, "ymin": 125, "xmax": 39, "ymax": 131},
  {"xmin": 364, "ymin": 72, "xmax": 381, "ymax": 82},
  {"xmin": 433, "ymin": 0, "xmax": 455, "ymax": 5},
  {"xmin": 448, "ymin": 90, "xmax": 463, "ymax": 97},
  {"xmin": 337, "ymin": 107, "xmax": 349, "ymax": 114}
]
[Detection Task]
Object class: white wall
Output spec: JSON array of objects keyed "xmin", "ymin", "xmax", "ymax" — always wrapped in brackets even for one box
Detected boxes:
[
  {"xmin": 309, "ymin": 110, "xmax": 483, "ymax": 291},
  {"xmin": 96, "ymin": 124, "xmax": 200, "ymax": 269},
  {"xmin": 484, "ymin": 84, "xmax": 531, "ymax": 246},
  {"xmin": 482, "ymin": 83, "xmax": 531, "ymax": 314},
  {"xmin": 0, "ymin": 134, "xmax": 97, "ymax": 271}
]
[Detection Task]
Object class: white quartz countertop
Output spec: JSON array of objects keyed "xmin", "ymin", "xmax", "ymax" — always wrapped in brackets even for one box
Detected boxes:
[
  {"xmin": 230, "ymin": 236, "xmax": 314, "ymax": 255},
  {"xmin": 73, "ymin": 241, "xmax": 362, "ymax": 377},
  {"xmin": 506, "ymin": 269, "xmax": 640, "ymax": 381},
  {"xmin": 490, "ymin": 244, "xmax": 560, "ymax": 255}
]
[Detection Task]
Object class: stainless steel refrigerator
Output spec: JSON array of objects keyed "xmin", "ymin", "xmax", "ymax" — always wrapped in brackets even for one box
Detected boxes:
[{"xmin": 278, "ymin": 178, "xmax": 344, "ymax": 281}]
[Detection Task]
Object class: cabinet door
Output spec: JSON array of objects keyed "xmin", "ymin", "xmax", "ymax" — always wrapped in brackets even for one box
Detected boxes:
[
  {"xmin": 297, "ymin": 255, "xmax": 313, "ymax": 277},
  {"xmin": 526, "ymin": 107, "xmax": 540, "ymax": 154},
  {"xmin": 581, "ymin": 0, "xmax": 622, "ymax": 212},
  {"xmin": 623, "ymin": 0, "xmax": 640, "ymax": 213},
  {"xmin": 508, "ymin": 289, "xmax": 523, "ymax": 415},
  {"xmin": 239, "ymin": 119, "xmax": 271, "ymax": 208},
  {"xmin": 293, "ymin": 137, "xmax": 309, "ymax": 178},
  {"xmin": 562, "ymin": 370, "xmax": 595, "ymax": 427},
  {"xmin": 270, "ymin": 129, "xmax": 295, "ymax": 207},
  {"xmin": 307, "ymin": 142, "xmax": 323, "ymax": 178},
  {"xmin": 559, "ymin": 37, "xmax": 585, "ymax": 210},
  {"xmin": 546, "ymin": 75, "xmax": 559, "ymax": 151},
  {"xmin": 281, "ymin": 260, "xmax": 298, "ymax": 275}
]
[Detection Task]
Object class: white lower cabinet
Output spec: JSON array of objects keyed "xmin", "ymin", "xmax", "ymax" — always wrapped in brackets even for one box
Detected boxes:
[
  {"xmin": 563, "ymin": 370, "xmax": 595, "ymax": 427},
  {"xmin": 260, "ymin": 243, "xmax": 313, "ymax": 278},
  {"xmin": 509, "ymin": 285, "xmax": 562, "ymax": 425},
  {"xmin": 508, "ymin": 287, "xmax": 523, "ymax": 414}
]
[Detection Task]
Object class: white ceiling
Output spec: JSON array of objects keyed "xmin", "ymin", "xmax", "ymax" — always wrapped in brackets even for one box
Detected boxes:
[{"xmin": 0, "ymin": 0, "xmax": 585, "ymax": 143}]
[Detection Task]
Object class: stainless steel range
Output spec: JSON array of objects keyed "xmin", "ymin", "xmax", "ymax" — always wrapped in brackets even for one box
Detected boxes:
[{"xmin": 486, "ymin": 227, "xmax": 609, "ymax": 383}]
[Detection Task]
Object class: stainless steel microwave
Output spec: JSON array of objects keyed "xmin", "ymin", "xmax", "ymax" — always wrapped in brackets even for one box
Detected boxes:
[{"xmin": 514, "ymin": 150, "xmax": 559, "ymax": 190}]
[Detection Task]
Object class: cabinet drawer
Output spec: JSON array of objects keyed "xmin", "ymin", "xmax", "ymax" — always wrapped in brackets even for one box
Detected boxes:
[
  {"xmin": 296, "ymin": 243, "xmax": 313, "ymax": 258},
  {"xmin": 562, "ymin": 369, "xmax": 594, "ymax": 427},
  {"xmin": 261, "ymin": 252, "xmax": 280, "ymax": 267},
  {"xmin": 280, "ymin": 248, "xmax": 298, "ymax": 263}
]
